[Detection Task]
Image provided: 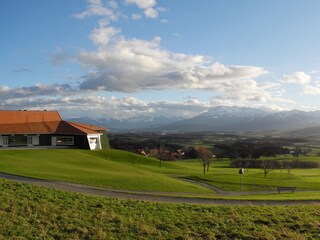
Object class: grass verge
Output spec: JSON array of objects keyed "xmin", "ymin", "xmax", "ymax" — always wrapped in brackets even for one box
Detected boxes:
[{"xmin": 1, "ymin": 179, "xmax": 320, "ymax": 240}]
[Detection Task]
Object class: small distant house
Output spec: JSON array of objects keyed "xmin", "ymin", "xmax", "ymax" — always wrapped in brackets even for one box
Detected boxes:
[
  {"xmin": 0, "ymin": 110, "xmax": 107, "ymax": 150},
  {"xmin": 137, "ymin": 148, "xmax": 148, "ymax": 156}
]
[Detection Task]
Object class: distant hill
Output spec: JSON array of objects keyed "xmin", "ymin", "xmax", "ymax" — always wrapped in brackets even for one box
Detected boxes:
[
  {"xmin": 69, "ymin": 106, "xmax": 320, "ymax": 132},
  {"xmin": 161, "ymin": 107, "xmax": 320, "ymax": 132},
  {"xmin": 283, "ymin": 126, "xmax": 320, "ymax": 138}
]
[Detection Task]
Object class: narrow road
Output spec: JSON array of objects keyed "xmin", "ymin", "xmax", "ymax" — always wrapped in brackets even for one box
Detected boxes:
[
  {"xmin": 179, "ymin": 178, "xmax": 294, "ymax": 196},
  {"xmin": 1, "ymin": 172, "xmax": 319, "ymax": 206}
]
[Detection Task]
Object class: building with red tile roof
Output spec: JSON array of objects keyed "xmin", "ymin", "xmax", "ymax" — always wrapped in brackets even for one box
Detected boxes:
[{"xmin": 0, "ymin": 110, "xmax": 107, "ymax": 150}]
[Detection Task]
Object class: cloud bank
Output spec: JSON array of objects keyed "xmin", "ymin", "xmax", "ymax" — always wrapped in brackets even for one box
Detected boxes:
[
  {"xmin": 78, "ymin": 23, "xmax": 269, "ymax": 99},
  {"xmin": 281, "ymin": 72, "xmax": 310, "ymax": 85},
  {"xmin": 281, "ymin": 71, "xmax": 320, "ymax": 95},
  {"xmin": 2, "ymin": 0, "xmax": 310, "ymax": 119}
]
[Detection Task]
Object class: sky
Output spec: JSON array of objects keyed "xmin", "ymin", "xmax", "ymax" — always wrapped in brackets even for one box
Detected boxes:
[{"xmin": 1, "ymin": 0, "xmax": 320, "ymax": 119}]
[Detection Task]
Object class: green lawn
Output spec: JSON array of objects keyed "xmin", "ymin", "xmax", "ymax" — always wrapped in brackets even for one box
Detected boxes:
[
  {"xmin": 0, "ymin": 149, "xmax": 319, "ymax": 198},
  {"xmin": 184, "ymin": 169, "xmax": 320, "ymax": 191},
  {"xmin": 1, "ymin": 179, "xmax": 319, "ymax": 240},
  {"xmin": 259, "ymin": 155, "xmax": 320, "ymax": 162},
  {"xmin": 0, "ymin": 149, "xmax": 210, "ymax": 193}
]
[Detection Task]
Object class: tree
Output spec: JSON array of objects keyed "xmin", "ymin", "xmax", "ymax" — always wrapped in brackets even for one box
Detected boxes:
[
  {"xmin": 251, "ymin": 148, "xmax": 262, "ymax": 160},
  {"xmin": 263, "ymin": 160, "xmax": 273, "ymax": 178},
  {"xmin": 158, "ymin": 143, "xmax": 166, "ymax": 168},
  {"xmin": 196, "ymin": 147, "xmax": 213, "ymax": 174},
  {"xmin": 283, "ymin": 160, "xmax": 291, "ymax": 174},
  {"xmin": 291, "ymin": 147, "xmax": 302, "ymax": 158}
]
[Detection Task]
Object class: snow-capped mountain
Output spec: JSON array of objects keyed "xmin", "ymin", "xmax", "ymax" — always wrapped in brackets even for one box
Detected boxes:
[
  {"xmin": 68, "ymin": 106, "xmax": 320, "ymax": 132},
  {"xmin": 67, "ymin": 115, "xmax": 182, "ymax": 131},
  {"xmin": 161, "ymin": 107, "xmax": 320, "ymax": 132},
  {"xmin": 198, "ymin": 106, "xmax": 271, "ymax": 118}
]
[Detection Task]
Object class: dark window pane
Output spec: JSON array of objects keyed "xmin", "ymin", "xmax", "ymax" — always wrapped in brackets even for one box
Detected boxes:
[
  {"xmin": 8, "ymin": 136, "xmax": 27, "ymax": 146},
  {"xmin": 56, "ymin": 137, "xmax": 74, "ymax": 145}
]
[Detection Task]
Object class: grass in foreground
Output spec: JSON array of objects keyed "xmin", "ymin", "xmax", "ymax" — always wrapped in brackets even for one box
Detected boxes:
[
  {"xmin": 149, "ymin": 190, "xmax": 320, "ymax": 201},
  {"xmin": 0, "ymin": 179, "xmax": 319, "ymax": 240}
]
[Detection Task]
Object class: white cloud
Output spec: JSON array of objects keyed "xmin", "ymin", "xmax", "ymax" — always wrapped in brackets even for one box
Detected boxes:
[
  {"xmin": 43, "ymin": 0, "xmax": 291, "ymax": 117},
  {"xmin": 280, "ymin": 71, "xmax": 320, "ymax": 95},
  {"xmin": 0, "ymin": 81, "xmax": 290, "ymax": 118},
  {"xmin": 210, "ymin": 94, "xmax": 292, "ymax": 111},
  {"xmin": 72, "ymin": 0, "xmax": 119, "ymax": 20},
  {"xmin": 89, "ymin": 24, "xmax": 120, "ymax": 46},
  {"xmin": 208, "ymin": 80, "xmax": 284, "ymax": 105},
  {"xmin": 77, "ymin": 24, "xmax": 268, "ymax": 94},
  {"xmin": 0, "ymin": 89, "xmax": 210, "ymax": 119},
  {"xmin": 124, "ymin": 0, "xmax": 159, "ymax": 18},
  {"xmin": 2, "ymin": 89, "xmax": 294, "ymax": 119},
  {"xmin": 124, "ymin": 0, "xmax": 156, "ymax": 9},
  {"xmin": 131, "ymin": 14, "xmax": 142, "ymax": 20},
  {"xmin": 108, "ymin": 0, "xmax": 118, "ymax": 9},
  {"xmin": 0, "ymin": 84, "xmax": 74, "ymax": 100},
  {"xmin": 281, "ymin": 71, "xmax": 310, "ymax": 85},
  {"xmin": 3, "ymin": 91, "xmax": 285, "ymax": 119},
  {"xmin": 157, "ymin": 7, "xmax": 168, "ymax": 13},
  {"xmin": 144, "ymin": 8, "xmax": 158, "ymax": 18},
  {"xmin": 303, "ymin": 84, "xmax": 320, "ymax": 95},
  {"xmin": 160, "ymin": 19, "xmax": 169, "ymax": 24}
]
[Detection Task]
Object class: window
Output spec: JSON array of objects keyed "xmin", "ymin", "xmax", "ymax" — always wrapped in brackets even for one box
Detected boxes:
[
  {"xmin": 8, "ymin": 135, "xmax": 27, "ymax": 146},
  {"xmin": 56, "ymin": 136, "xmax": 74, "ymax": 145},
  {"xmin": 89, "ymin": 138, "xmax": 97, "ymax": 144}
]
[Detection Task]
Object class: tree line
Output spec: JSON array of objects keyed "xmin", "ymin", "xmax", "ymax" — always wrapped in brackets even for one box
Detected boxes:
[
  {"xmin": 231, "ymin": 159, "xmax": 319, "ymax": 177},
  {"xmin": 214, "ymin": 140, "xmax": 290, "ymax": 160},
  {"xmin": 231, "ymin": 158, "xmax": 319, "ymax": 169}
]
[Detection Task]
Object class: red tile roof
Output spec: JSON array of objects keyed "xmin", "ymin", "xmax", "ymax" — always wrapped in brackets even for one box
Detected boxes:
[
  {"xmin": 0, "ymin": 121, "xmax": 60, "ymax": 134},
  {"xmin": 0, "ymin": 110, "xmax": 106, "ymax": 135},
  {"xmin": 66, "ymin": 121, "xmax": 107, "ymax": 134},
  {"xmin": 0, "ymin": 110, "xmax": 62, "ymax": 124}
]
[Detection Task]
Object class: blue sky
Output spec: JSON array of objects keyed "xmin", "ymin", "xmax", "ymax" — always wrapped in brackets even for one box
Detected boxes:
[{"xmin": 1, "ymin": 0, "xmax": 320, "ymax": 118}]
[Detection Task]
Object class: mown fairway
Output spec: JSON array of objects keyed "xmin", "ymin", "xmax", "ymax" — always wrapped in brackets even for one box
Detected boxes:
[
  {"xmin": 185, "ymin": 167, "xmax": 320, "ymax": 191},
  {"xmin": 0, "ymin": 149, "xmax": 319, "ymax": 200},
  {"xmin": 1, "ymin": 179, "xmax": 319, "ymax": 240},
  {"xmin": 0, "ymin": 149, "xmax": 210, "ymax": 193}
]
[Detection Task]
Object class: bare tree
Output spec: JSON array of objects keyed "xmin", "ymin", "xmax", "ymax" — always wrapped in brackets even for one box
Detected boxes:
[
  {"xmin": 158, "ymin": 143, "xmax": 166, "ymax": 168},
  {"xmin": 197, "ymin": 147, "xmax": 213, "ymax": 174},
  {"xmin": 291, "ymin": 147, "xmax": 302, "ymax": 158},
  {"xmin": 263, "ymin": 160, "xmax": 273, "ymax": 178}
]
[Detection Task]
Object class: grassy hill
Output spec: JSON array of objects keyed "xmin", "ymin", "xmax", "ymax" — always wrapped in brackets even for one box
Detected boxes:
[
  {"xmin": 0, "ymin": 149, "xmax": 210, "ymax": 193},
  {"xmin": 0, "ymin": 149, "xmax": 319, "ymax": 198},
  {"xmin": 1, "ymin": 179, "xmax": 319, "ymax": 240}
]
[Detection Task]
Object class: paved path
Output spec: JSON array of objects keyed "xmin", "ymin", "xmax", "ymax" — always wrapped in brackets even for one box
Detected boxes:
[
  {"xmin": 1, "ymin": 172, "xmax": 319, "ymax": 206},
  {"xmin": 179, "ymin": 178, "xmax": 279, "ymax": 196}
]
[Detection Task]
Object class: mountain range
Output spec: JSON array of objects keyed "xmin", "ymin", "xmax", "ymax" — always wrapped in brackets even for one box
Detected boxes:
[
  {"xmin": 68, "ymin": 106, "xmax": 320, "ymax": 132},
  {"xmin": 68, "ymin": 115, "xmax": 183, "ymax": 132}
]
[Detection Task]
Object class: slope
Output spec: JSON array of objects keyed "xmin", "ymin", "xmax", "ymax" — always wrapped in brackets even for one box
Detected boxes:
[{"xmin": 0, "ymin": 149, "xmax": 209, "ymax": 193}]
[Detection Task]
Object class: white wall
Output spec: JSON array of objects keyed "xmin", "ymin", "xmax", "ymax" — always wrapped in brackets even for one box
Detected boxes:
[
  {"xmin": 32, "ymin": 135, "xmax": 39, "ymax": 145},
  {"xmin": 87, "ymin": 134, "xmax": 102, "ymax": 150},
  {"xmin": 51, "ymin": 137, "xmax": 56, "ymax": 146}
]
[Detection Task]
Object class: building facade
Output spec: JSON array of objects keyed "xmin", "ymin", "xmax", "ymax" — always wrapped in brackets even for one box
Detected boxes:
[{"xmin": 0, "ymin": 110, "xmax": 107, "ymax": 150}]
